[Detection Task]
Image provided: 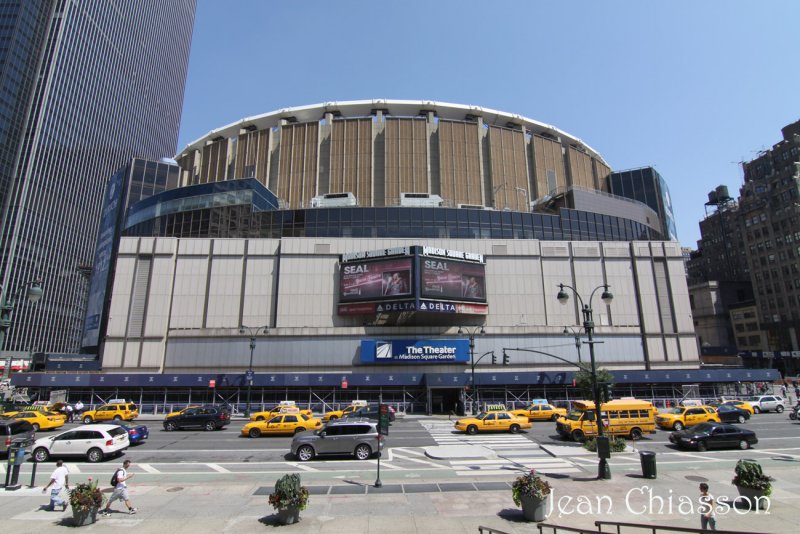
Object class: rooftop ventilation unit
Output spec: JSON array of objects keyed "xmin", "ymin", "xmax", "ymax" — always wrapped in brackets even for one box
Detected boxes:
[
  {"xmin": 400, "ymin": 193, "xmax": 443, "ymax": 207},
  {"xmin": 310, "ymin": 192, "xmax": 358, "ymax": 208}
]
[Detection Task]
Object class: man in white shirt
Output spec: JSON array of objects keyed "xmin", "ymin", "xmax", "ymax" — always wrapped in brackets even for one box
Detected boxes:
[
  {"xmin": 74, "ymin": 400, "xmax": 84, "ymax": 416},
  {"xmin": 42, "ymin": 460, "xmax": 69, "ymax": 511},
  {"xmin": 101, "ymin": 459, "xmax": 137, "ymax": 515}
]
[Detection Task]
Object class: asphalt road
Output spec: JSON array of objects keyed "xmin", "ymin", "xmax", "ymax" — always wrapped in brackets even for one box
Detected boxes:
[{"xmin": 9, "ymin": 411, "xmax": 798, "ymax": 485}]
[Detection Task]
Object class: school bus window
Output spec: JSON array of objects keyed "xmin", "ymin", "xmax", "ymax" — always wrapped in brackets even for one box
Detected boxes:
[{"xmin": 609, "ymin": 411, "xmax": 620, "ymax": 419}]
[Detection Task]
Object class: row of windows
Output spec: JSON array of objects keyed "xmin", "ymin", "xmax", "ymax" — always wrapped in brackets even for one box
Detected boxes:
[{"xmin": 123, "ymin": 206, "xmax": 659, "ymax": 242}]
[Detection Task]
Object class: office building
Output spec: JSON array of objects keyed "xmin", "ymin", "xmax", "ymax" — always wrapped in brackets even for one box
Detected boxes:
[{"xmin": 0, "ymin": 0, "xmax": 196, "ymax": 354}]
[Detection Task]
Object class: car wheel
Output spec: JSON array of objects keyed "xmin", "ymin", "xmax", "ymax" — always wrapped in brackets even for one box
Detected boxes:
[
  {"xmin": 776, "ymin": 405, "xmax": 784, "ymax": 413},
  {"xmin": 113, "ymin": 415, "xmax": 122, "ymax": 422},
  {"xmin": 328, "ymin": 415, "xmax": 338, "ymax": 421},
  {"xmin": 739, "ymin": 439, "xmax": 750, "ymax": 450},
  {"xmin": 248, "ymin": 428, "xmax": 261, "ymax": 438},
  {"xmin": 466, "ymin": 425, "xmax": 478, "ymax": 435},
  {"xmin": 509, "ymin": 424, "xmax": 520, "ymax": 434},
  {"xmin": 86, "ymin": 448, "xmax": 103, "ymax": 463},
  {"xmin": 630, "ymin": 428, "xmax": 643, "ymax": 440},
  {"xmin": 297, "ymin": 445, "xmax": 315, "ymax": 462},
  {"xmin": 753, "ymin": 407, "xmax": 761, "ymax": 414},
  {"xmin": 204, "ymin": 421, "xmax": 216, "ymax": 431},
  {"xmin": 82, "ymin": 416, "xmax": 93, "ymax": 424},
  {"xmin": 33, "ymin": 447, "xmax": 50, "ymax": 462},
  {"xmin": 737, "ymin": 415, "xmax": 746, "ymax": 424},
  {"xmin": 294, "ymin": 427, "xmax": 305, "ymax": 434},
  {"xmin": 164, "ymin": 421, "xmax": 177, "ymax": 431},
  {"xmin": 31, "ymin": 423, "xmax": 40, "ymax": 432},
  {"xmin": 551, "ymin": 414, "xmax": 559, "ymax": 421},
  {"xmin": 673, "ymin": 421, "xmax": 684, "ymax": 431},
  {"xmin": 571, "ymin": 429, "xmax": 584, "ymax": 442},
  {"xmin": 256, "ymin": 416, "xmax": 265, "ymax": 421},
  {"xmin": 696, "ymin": 441, "xmax": 707, "ymax": 452},
  {"xmin": 354, "ymin": 444, "xmax": 372, "ymax": 460}
]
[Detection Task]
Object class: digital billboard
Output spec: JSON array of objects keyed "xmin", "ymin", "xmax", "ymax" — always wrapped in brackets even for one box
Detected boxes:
[
  {"xmin": 339, "ymin": 257, "xmax": 413, "ymax": 302},
  {"xmin": 420, "ymin": 257, "xmax": 487, "ymax": 303}
]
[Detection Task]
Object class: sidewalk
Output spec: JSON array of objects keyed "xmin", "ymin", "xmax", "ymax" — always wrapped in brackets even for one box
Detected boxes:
[{"xmin": 0, "ymin": 463, "xmax": 794, "ymax": 533}]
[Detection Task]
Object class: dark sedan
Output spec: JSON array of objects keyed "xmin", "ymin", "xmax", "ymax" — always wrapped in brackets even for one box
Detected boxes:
[
  {"xmin": 116, "ymin": 422, "xmax": 149, "ymax": 445},
  {"xmin": 669, "ymin": 422, "xmax": 757, "ymax": 451},
  {"xmin": 716, "ymin": 405, "xmax": 750, "ymax": 424},
  {"xmin": 341, "ymin": 405, "xmax": 396, "ymax": 422}
]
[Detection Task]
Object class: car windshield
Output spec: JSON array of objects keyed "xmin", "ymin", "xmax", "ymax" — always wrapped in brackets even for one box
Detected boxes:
[
  {"xmin": 748, "ymin": 397, "xmax": 761, "ymax": 402},
  {"xmin": 691, "ymin": 423, "xmax": 715, "ymax": 434},
  {"xmin": 665, "ymin": 408, "xmax": 683, "ymax": 414},
  {"xmin": 474, "ymin": 412, "xmax": 489, "ymax": 420},
  {"xmin": 565, "ymin": 410, "xmax": 584, "ymax": 421}
]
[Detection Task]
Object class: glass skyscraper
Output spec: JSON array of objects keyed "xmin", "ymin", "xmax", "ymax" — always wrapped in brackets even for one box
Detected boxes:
[{"xmin": 0, "ymin": 0, "xmax": 196, "ymax": 353}]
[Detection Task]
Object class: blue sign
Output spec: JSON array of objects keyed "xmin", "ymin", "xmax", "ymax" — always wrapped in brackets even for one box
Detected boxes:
[{"xmin": 360, "ymin": 339, "xmax": 470, "ymax": 364}]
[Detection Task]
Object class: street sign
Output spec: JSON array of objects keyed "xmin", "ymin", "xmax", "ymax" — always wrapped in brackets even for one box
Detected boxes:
[
  {"xmin": 341, "ymin": 379, "xmax": 348, "ymax": 389},
  {"xmin": 378, "ymin": 403, "xmax": 389, "ymax": 436},
  {"xmin": 208, "ymin": 379, "xmax": 216, "ymax": 388},
  {"xmin": 245, "ymin": 370, "xmax": 254, "ymax": 385}
]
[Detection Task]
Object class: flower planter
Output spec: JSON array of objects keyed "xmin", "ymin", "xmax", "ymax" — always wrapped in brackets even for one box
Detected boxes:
[
  {"xmin": 735, "ymin": 485, "xmax": 769, "ymax": 510},
  {"xmin": 276, "ymin": 505, "xmax": 301, "ymax": 525},
  {"xmin": 520, "ymin": 495, "xmax": 549, "ymax": 522},
  {"xmin": 72, "ymin": 507, "xmax": 98, "ymax": 526}
]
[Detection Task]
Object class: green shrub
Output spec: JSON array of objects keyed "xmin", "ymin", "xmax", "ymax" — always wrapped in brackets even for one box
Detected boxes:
[
  {"xmin": 583, "ymin": 436, "xmax": 627, "ymax": 453},
  {"xmin": 732, "ymin": 459, "xmax": 773, "ymax": 496}
]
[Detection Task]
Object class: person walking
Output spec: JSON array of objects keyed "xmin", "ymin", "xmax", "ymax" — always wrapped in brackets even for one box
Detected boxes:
[
  {"xmin": 42, "ymin": 460, "xmax": 69, "ymax": 511},
  {"xmin": 101, "ymin": 460, "xmax": 137, "ymax": 515},
  {"xmin": 699, "ymin": 483, "xmax": 716, "ymax": 530}
]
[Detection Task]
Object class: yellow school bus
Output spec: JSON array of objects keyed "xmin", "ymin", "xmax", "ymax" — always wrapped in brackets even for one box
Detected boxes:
[{"xmin": 555, "ymin": 399, "xmax": 657, "ymax": 441}]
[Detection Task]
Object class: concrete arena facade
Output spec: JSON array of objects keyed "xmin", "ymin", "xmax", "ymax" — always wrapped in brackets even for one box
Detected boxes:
[
  {"xmin": 176, "ymin": 100, "xmax": 614, "ymax": 214},
  {"xmin": 101, "ymin": 236, "xmax": 698, "ymax": 375}
]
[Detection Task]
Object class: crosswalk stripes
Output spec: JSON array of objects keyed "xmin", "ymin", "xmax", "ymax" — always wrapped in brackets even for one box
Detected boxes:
[{"xmin": 420, "ymin": 421, "xmax": 581, "ymax": 476}]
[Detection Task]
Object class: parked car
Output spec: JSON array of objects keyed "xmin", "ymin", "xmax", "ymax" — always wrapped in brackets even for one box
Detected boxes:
[
  {"xmin": 655, "ymin": 406, "xmax": 720, "ymax": 431},
  {"xmin": 669, "ymin": 422, "xmax": 758, "ymax": 451},
  {"xmin": 747, "ymin": 395, "xmax": 785, "ymax": 413},
  {"xmin": 716, "ymin": 405, "xmax": 751, "ymax": 424},
  {"xmin": 291, "ymin": 419, "xmax": 384, "ymax": 461},
  {"xmin": 454, "ymin": 411, "xmax": 532, "ymax": 434},
  {"xmin": 32, "ymin": 424, "xmax": 129, "ymax": 462},
  {"xmin": 341, "ymin": 405, "xmax": 396, "ymax": 422},
  {"xmin": 81, "ymin": 402, "xmax": 139, "ymax": 423},
  {"xmin": 115, "ymin": 422, "xmax": 149, "ymax": 445},
  {"xmin": 0, "ymin": 418, "xmax": 35, "ymax": 455},
  {"xmin": 242, "ymin": 413, "xmax": 322, "ymax": 437},
  {"xmin": 511, "ymin": 403, "xmax": 567, "ymax": 422},
  {"xmin": 322, "ymin": 400, "xmax": 368, "ymax": 422},
  {"xmin": 2, "ymin": 410, "xmax": 65, "ymax": 432},
  {"xmin": 163, "ymin": 406, "xmax": 230, "ymax": 431}
]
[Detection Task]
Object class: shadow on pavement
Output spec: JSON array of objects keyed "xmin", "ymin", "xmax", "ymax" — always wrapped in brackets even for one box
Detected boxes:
[{"xmin": 497, "ymin": 508, "xmax": 528, "ymax": 523}]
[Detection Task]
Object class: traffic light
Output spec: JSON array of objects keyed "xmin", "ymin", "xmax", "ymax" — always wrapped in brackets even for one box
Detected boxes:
[
  {"xmin": 491, "ymin": 352, "xmax": 497, "ymax": 365},
  {"xmin": 503, "ymin": 351, "xmax": 510, "ymax": 365}
]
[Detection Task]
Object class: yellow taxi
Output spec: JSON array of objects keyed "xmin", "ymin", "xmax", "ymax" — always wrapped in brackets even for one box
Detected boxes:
[
  {"xmin": 511, "ymin": 403, "xmax": 568, "ymax": 422},
  {"xmin": 720, "ymin": 399, "xmax": 755, "ymax": 415},
  {"xmin": 81, "ymin": 402, "xmax": 139, "ymax": 424},
  {"xmin": 250, "ymin": 402, "xmax": 312, "ymax": 421},
  {"xmin": 454, "ymin": 411, "xmax": 532, "ymax": 434},
  {"xmin": 3, "ymin": 410, "xmax": 65, "ymax": 431},
  {"xmin": 242, "ymin": 412, "xmax": 322, "ymax": 437},
  {"xmin": 655, "ymin": 405, "xmax": 720, "ymax": 431},
  {"xmin": 322, "ymin": 400, "xmax": 368, "ymax": 422}
]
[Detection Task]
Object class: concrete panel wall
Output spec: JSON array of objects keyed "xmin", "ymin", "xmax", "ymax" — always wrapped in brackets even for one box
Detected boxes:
[{"xmin": 107, "ymin": 256, "xmax": 136, "ymax": 337}]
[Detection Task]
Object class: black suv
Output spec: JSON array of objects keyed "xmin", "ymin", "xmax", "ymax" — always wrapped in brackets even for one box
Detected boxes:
[
  {"xmin": 0, "ymin": 418, "xmax": 35, "ymax": 455},
  {"xmin": 163, "ymin": 406, "xmax": 230, "ymax": 431}
]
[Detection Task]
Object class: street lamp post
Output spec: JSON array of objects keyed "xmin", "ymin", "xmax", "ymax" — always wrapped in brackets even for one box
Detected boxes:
[
  {"xmin": 556, "ymin": 282, "xmax": 613, "ymax": 480},
  {"xmin": 458, "ymin": 326, "xmax": 485, "ymax": 414},
  {"xmin": 239, "ymin": 324, "xmax": 269, "ymax": 418},
  {"xmin": 562, "ymin": 326, "xmax": 583, "ymax": 364},
  {"xmin": 1, "ymin": 280, "xmax": 44, "ymax": 380}
]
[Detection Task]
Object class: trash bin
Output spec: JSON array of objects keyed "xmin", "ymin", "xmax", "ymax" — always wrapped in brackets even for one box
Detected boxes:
[{"xmin": 640, "ymin": 451, "xmax": 656, "ymax": 479}]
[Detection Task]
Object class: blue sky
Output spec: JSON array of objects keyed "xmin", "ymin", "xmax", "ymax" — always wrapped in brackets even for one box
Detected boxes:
[{"xmin": 178, "ymin": 0, "xmax": 799, "ymax": 248}]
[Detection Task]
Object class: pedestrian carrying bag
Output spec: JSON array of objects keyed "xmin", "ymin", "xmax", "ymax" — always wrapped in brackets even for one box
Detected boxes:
[{"xmin": 110, "ymin": 469, "xmax": 121, "ymax": 486}]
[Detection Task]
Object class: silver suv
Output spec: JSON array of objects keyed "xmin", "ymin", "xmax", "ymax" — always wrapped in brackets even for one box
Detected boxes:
[
  {"xmin": 291, "ymin": 419, "xmax": 384, "ymax": 461},
  {"xmin": 747, "ymin": 395, "xmax": 785, "ymax": 413}
]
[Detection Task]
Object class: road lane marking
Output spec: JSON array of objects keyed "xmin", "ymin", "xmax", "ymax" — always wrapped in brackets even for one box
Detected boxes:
[
  {"xmin": 137, "ymin": 463, "xmax": 161, "ymax": 474},
  {"xmin": 206, "ymin": 463, "xmax": 230, "ymax": 473}
]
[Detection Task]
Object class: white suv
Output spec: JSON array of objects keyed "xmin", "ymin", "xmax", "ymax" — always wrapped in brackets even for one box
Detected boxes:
[
  {"xmin": 747, "ymin": 395, "xmax": 785, "ymax": 413},
  {"xmin": 32, "ymin": 424, "xmax": 129, "ymax": 463}
]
